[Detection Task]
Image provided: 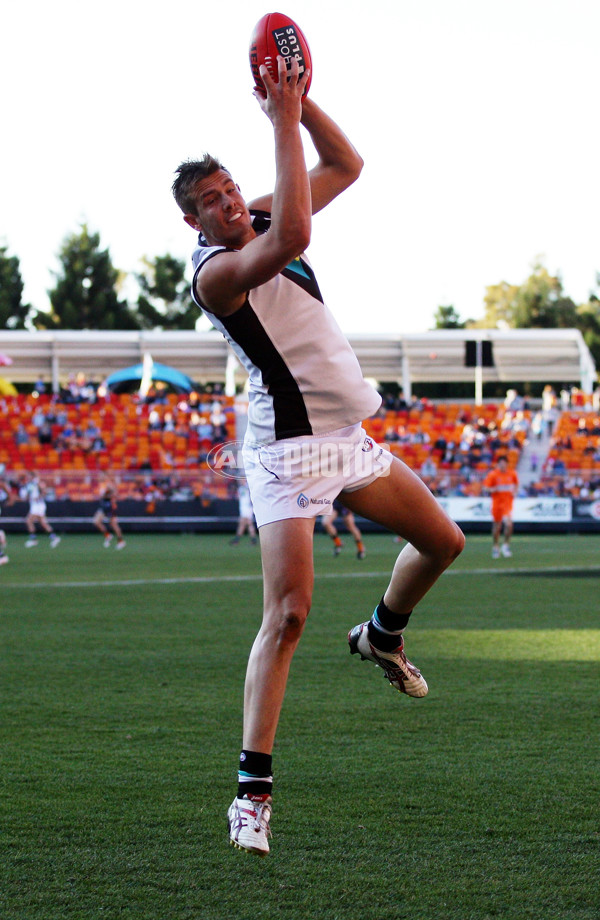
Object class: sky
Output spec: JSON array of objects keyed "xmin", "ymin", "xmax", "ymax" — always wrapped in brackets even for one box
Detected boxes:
[{"xmin": 1, "ymin": 0, "xmax": 599, "ymax": 335}]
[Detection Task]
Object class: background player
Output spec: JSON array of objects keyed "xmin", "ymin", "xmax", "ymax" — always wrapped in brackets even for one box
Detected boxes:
[
  {"xmin": 322, "ymin": 497, "xmax": 366, "ymax": 559},
  {"xmin": 230, "ymin": 482, "xmax": 258, "ymax": 545},
  {"xmin": 0, "ymin": 476, "xmax": 9, "ymax": 565},
  {"xmin": 484, "ymin": 454, "xmax": 519, "ymax": 557},
  {"xmin": 93, "ymin": 482, "xmax": 126, "ymax": 549},
  {"xmin": 23, "ymin": 475, "xmax": 60, "ymax": 548}
]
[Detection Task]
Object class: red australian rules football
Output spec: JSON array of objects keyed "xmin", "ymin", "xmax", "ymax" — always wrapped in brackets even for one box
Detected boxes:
[{"xmin": 249, "ymin": 12, "xmax": 312, "ymax": 97}]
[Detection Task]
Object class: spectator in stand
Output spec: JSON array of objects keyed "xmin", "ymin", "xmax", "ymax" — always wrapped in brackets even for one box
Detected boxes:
[
  {"xmin": 436, "ymin": 475, "xmax": 451, "ymax": 497},
  {"xmin": 504, "ymin": 389, "xmax": 524, "ymax": 412},
  {"xmin": 443, "ymin": 442, "xmax": 456, "ymax": 465},
  {"xmin": 531, "ymin": 412, "xmax": 544, "ymax": 440},
  {"xmin": 579, "ymin": 481, "xmax": 591, "ymax": 500},
  {"xmin": 78, "ymin": 375, "xmax": 96, "ymax": 403},
  {"xmin": 38, "ymin": 421, "xmax": 53, "ymax": 445},
  {"xmin": 148, "ymin": 409, "xmax": 162, "ymax": 430},
  {"xmin": 14, "ymin": 424, "xmax": 29, "ymax": 446},
  {"xmin": 413, "ymin": 428, "xmax": 430, "ymax": 446},
  {"xmin": 210, "ymin": 403, "xmax": 228, "ymax": 442},
  {"xmin": 197, "ymin": 416, "xmax": 214, "ymax": 442},
  {"xmin": 420, "ymin": 456, "xmax": 438, "ymax": 485},
  {"xmin": 488, "ymin": 428, "xmax": 503, "ymax": 453},
  {"xmin": 511, "ymin": 411, "xmax": 530, "ymax": 435},
  {"xmin": 32, "ymin": 406, "xmax": 46, "ymax": 429}
]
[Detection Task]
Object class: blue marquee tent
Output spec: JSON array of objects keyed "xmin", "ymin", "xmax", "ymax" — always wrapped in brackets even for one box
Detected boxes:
[{"xmin": 104, "ymin": 362, "xmax": 196, "ymax": 393}]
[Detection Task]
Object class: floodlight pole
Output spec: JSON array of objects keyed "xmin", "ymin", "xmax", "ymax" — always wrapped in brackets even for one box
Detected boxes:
[{"xmin": 475, "ymin": 339, "xmax": 483, "ymax": 406}]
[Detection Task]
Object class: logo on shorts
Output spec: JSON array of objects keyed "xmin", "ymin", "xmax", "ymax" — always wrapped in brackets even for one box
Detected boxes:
[
  {"xmin": 297, "ymin": 492, "xmax": 310, "ymax": 509},
  {"xmin": 362, "ymin": 437, "xmax": 374, "ymax": 452}
]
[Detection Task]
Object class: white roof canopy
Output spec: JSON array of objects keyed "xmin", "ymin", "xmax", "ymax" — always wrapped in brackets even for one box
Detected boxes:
[{"xmin": 0, "ymin": 328, "xmax": 595, "ymax": 394}]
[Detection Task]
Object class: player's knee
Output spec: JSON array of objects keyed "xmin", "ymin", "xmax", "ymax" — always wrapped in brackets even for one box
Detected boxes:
[
  {"xmin": 273, "ymin": 597, "xmax": 311, "ymax": 646},
  {"xmin": 437, "ymin": 519, "xmax": 465, "ymax": 566}
]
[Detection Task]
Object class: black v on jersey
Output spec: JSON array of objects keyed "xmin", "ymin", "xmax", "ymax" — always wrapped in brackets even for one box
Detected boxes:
[{"xmin": 191, "ymin": 211, "xmax": 380, "ymax": 447}]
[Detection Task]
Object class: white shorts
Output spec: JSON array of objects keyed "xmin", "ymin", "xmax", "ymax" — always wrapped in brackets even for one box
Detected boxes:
[
  {"xmin": 29, "ymin": 501, "xmax": 47, "ymax": 517},
  {"xmin": 243, "ymin": 423, "xmax": 393, "ymax": 528}
]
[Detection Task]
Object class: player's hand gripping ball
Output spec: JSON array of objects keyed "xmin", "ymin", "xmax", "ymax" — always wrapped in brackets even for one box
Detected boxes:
[{"xmin": 249, "ymin": 12, "xmax": 312, "ymax": 97}]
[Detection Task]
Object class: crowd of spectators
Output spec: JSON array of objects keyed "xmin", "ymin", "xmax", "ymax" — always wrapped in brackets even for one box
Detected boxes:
[
  {"xmin": 3, "ymin": 376, "xmax": 600, "ymax": 504},
  {"xmin": 4, "ymin": 377, "xmax": 233, "ymax": 469}
]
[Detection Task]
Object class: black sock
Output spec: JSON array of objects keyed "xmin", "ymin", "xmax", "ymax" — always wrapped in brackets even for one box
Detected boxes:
[
  {"xmin": 237, "ymin": 750, "xmax": 273, "ymax": 798},
  {"xmin": 367, "ymin": 597, "xmax": 413, "ymax": 651}
]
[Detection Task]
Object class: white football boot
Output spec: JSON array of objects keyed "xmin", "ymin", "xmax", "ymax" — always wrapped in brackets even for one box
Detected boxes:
[
  {"xmin": 227, "ymin": 795, "xmax": 272, "ymax": 856},
  {"xmin": 348, "ymin": 621, "xmax": 428, "ymax": 698}
]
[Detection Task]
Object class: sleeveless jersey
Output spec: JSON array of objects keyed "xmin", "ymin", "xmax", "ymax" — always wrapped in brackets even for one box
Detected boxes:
[
  {"xmin": 25, "ymin": 479, "xmax": 42, "ymax": 503},
  {"xmin": 191, "ymin": 212, "xmax": 381, "ymax": 447}
]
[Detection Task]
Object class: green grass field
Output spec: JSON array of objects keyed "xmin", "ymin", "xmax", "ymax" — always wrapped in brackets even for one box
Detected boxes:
[{"xmin": 1, "ymin": 531, "xmax": 599, "ymax": 920}]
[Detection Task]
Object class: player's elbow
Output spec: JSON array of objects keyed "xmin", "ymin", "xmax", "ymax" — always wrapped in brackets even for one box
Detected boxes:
[
  {"xmin": 349, "ymin": 151, "xmax": 364, "ymax": 183},
  {"xmin": 331, "ymin": 153, "xmax": 363, "ymax": 198},
  {"xmin": 339, "ymin": 150, "xmax": 363, "ymax": 188},
  {"xmin": 280, "ymin": 219, "xmax": 311, "ymax": 257},
  {"xmin": 295, "ymin": 222, "xmax": 312, "ymax": 253}
]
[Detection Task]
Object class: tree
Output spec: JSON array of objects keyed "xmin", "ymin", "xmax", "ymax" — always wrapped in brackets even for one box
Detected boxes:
[
  {"xmin": 512, "ymin": 262, "xmax": 578, "ymax": 329},
  {"xmin": 433, "ymin": 304, "xmax": 466, "ymax": 329},
  {"xmin": 134, "ymin": 254, "xmax": 200, "ymax": 330},
  {"xmin": 477, "ymin": 280, "xmax": 520, "ymax": 329},
  {"xmin": 576, "ymin": 275, "xmax": 600, "ymax": 367},
  {"xmin": 0, "ymin": 244, "xmax": 33, "ymax": 329},
  {"xmin": 475, "ymin": 261, "xmax": 579, "ymax": 331},
  {"xmin": 45, "ymin": 224, "xmax": 139, "ymax": 330}
]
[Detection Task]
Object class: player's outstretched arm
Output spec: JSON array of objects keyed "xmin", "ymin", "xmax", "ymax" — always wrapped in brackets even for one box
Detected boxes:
[
  {"xmin": 250, "ymin": 97, "xmax": 363, "ymax": 216},
  {"xmin": 253, "ymin": 57, "xmax": 312, "ymax": 255},
  {"xmin": 197, "ymin": 57, "xmax": 311, "ymax": 317},
  {"xmin": 301, "ymin": 98, "xmax": 364, "ymax": 213}
]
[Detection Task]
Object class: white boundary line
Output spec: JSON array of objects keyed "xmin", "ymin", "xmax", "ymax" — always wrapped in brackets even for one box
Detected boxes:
[{"xmin": 3, "ymin": 564, "xmax": 600, "ymax": 590}]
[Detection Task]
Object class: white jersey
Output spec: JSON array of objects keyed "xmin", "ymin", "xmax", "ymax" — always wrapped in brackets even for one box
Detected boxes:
[
  {"xmin": 25, "ymin": 479, "xmax": 42, "ymax": 503},
  {"xmin": 191, "ymin": 212, "xmax": 381, "ymax": 447},
  {"xmin": 25, "ymin": 479, "xmax": 46, "ymax": 516}
]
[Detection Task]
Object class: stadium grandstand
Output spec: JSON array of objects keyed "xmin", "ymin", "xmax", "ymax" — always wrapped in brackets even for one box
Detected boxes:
[
  {"xmin": 1, "ymin": 328, "xmax": 599, "ymax": 534},
  {"xmin": 0, "ymin": 327, "xmax": 596, "ymax": 396}
]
